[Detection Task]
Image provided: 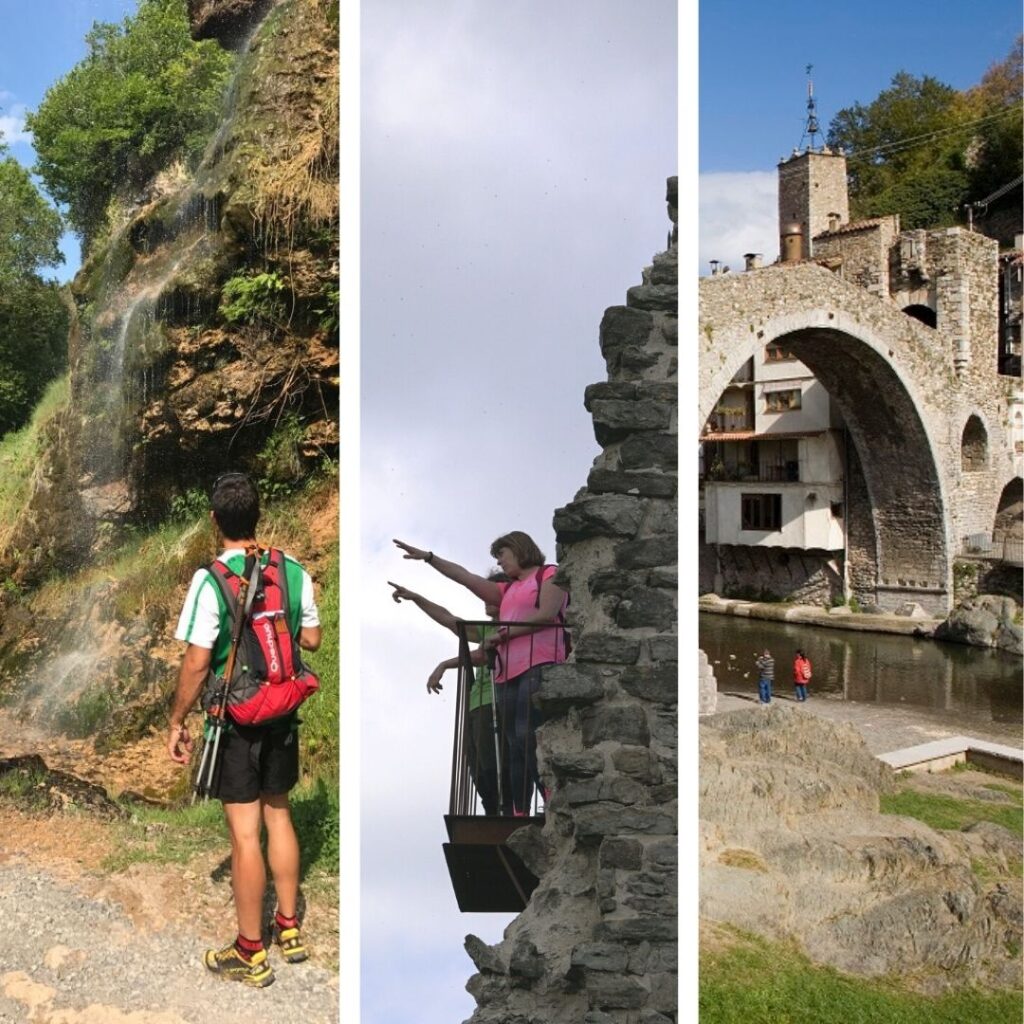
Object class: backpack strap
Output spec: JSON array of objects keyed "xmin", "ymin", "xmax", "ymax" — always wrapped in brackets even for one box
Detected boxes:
[{"xmin": 268, "ymin": 549, "xmax": 292, "ymax": 630}]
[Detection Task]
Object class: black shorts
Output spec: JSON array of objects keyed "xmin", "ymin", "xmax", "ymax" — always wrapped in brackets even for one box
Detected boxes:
[{"xmin": 208, "ymin": 722, "xmax": 299, "ymax": 804}]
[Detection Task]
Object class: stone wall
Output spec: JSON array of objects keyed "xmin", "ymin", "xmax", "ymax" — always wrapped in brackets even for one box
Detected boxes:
[
  {"xmin": 463, "ymin": 179, "xmax": 677, "ymax": 1024},
  {"xmin": 712, "ymin": 544, "xmax": 840, "ymax": 606},
  {"xmin": 698, "ymin": 651, "xmax": 717, "ymax": 716}
]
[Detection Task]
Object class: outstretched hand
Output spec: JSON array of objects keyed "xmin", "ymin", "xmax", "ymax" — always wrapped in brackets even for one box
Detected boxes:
[
  {"xmin": 427, "ymin": 665, "xmax": 445, "ymax": 694},
  {"xmin": 393, "ymin": 538, "xmax": 430, "ymax": 561},
  {"xmin": 388, "ymin": 581, "xmax": 419, "ymax": 603}
]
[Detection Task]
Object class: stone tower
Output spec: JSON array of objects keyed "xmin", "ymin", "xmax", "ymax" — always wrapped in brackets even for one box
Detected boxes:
[
  {"xmin": 777, "ymin": 149, "xmax": 850, "ymax": 258},
  {"xmin": 463, "ymin": 179, "xmax": 678, "ymax": 1022}
]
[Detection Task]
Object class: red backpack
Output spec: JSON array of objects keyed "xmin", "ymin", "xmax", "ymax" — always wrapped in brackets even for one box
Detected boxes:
[{"xmin": 204, "ymin": 548, "xmax": 319, "ymax": 726}]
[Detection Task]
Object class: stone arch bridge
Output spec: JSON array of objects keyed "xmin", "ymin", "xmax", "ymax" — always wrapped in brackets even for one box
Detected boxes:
[{"xmin": 700, "ymin": 262, "xmax": 1021, "ymax": 614}]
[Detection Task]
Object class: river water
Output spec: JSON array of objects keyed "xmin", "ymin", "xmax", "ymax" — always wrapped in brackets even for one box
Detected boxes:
[{"xmin": 699, "ymin": 612, "xmax": 1023, "ymax": 737}]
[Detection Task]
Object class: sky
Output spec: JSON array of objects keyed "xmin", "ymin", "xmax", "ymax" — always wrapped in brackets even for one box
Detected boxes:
[
  {"xmin": 699, "ymin": 0, "xmax": 1022, "ymax": 273},
  {"xmin": 359, "ymin": 2, "xmax": 677, "ymax": 1021},
  {"xmin": 0, "ymin": 0, "xmax": 136, "ymax": 280}
]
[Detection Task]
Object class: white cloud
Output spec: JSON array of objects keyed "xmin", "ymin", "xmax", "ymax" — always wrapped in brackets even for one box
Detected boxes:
[
  {"xmin": 0, "ymin": 103, "xmax": 32, "ymax": 146},
  {"xmin": 699, "ymin": 170, "xmax": 778, "ymax": 276}
]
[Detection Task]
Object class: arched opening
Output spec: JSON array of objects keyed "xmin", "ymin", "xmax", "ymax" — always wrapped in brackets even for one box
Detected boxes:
[
  {"xmin": 903, "ymin": 303, "xmax": 937, "ymax": 329},
  {"xmin": 700, "ymin": 318, "xmax": 949, "ymax": 613},
  {"xmin": 993, "ymin": 478, "xmax": 1023, "ymax": 564},
  {"xmin": 961, "ymin": 415, "xmax": 988, "ymax": 471}
]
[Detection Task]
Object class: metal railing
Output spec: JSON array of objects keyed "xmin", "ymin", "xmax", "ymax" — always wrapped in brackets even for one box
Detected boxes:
[
  {"xmin": 960, "ymin": 533, "xmax": 1024, "ymax": 566},
  {"xmin": 448, "ymin": 619, "xmax": 571, "ymax": 818}
]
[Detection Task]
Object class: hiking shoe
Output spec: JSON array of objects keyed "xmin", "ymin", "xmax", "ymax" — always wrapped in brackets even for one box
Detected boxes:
[
  {"xmin": 273, "ymin": 924, "xmax": 309, "ymax": 964},
  {"xmin": 204, "ymin": 943, "xmax": 275, "ymax": 987}
]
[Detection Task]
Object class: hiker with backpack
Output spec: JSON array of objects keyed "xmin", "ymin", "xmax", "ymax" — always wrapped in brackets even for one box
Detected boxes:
[
  {"xmin": 167, "ymin": 472, "xmax": 321, "ymax": 988},
  {"xmin": 393, "ymin": 532, "xmax": 569, "ymax": 815},
  {"xmin": 793, "ymin": 649, "xmax": 812, "ymax": 702}
]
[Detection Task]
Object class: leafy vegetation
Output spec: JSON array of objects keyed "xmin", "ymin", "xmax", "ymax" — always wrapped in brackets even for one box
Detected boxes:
[
  {"xmin": 0, "ymin": 151, "xmax": 69, "ymax": 435},
  {"xmin": 219, "ymin": 270, "xmax": 289, "ymax": 325},
  {"xmin": 27, "ymin": 0, "xmax": 234, "ymax": 245},
  {"xmin": 828, "ymin": 39, "xmax": 1022, "ymax": 230},
  {"xmin": 701, "ymin": 927, "xmax": 1023, "ymax": 1024}
]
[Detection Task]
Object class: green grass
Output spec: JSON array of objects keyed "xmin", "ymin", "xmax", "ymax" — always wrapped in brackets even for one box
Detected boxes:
[
  {"xmin": 701, "ymin": 928, "xmax": 1023, "ymax": 1024},
  {"xmin": 880, "ymin": 789, "xmax": 1023, "ymax": 838},
  {"xmin": 0, "ymin": 375, "xmax": 69, "ymax": 548},
  {"xmin": 103, "ymin": 777, "xmax": 337, "ymax": 881}
]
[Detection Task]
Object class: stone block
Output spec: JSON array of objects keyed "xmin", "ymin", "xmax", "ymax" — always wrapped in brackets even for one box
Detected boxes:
[
  {"xmin": 506, "ymin": 823, "xmax": 555, "ymax": 878},
  {"xmin": 647, "ymin": 566, "xmax": 678, "ymax": 589},
  {"xmin": 592, "ymin": 400, "xmax": 674, "ymax": 446},
  {"xmin": 573, "ymin": 634, "xmax": 641, "ymax": 665},
  {"xmin": 537, "ymin": 664, "xmax": 605, "ymax": 712},
  {"xmin": 620, "ymin": 434, "xmax": 677, "ymax": 472},
  {"xmin": 464, "ymin": 972, "xmax": 507, "ymax": 1005},
  {"xmin": 618, "ymin": 347, "xmax": 662, "ymax": 374},
  {"xmin": 585, "ymin": 382, "xmax": 638, "ymax": 409},
  {"xmin": 599, "ymin": 306, "xmax": 655, "ymax": 357},
  {"xmin": 588, "ymin": 569, "xmax": 645, "ymax": 596},
  {"xmin": 599, "ymin": 837, "xmax": 643, "ymax": 870},
  {"xmin": 547, "ymin": 750, "xmax": 606, "ymax": 779},
  {"xmin": 660, "ymin": 316, "xmax": 678, "ymax": 347},
  {"xmin": 586, "ymin": 974, "xmax": 649, "ymax": 1009},
  {"xmin": 587, "ymin": 469, "xmax": 677, "ymax": 498},
  {"xmin": 573, "ymin": 804, "xmax": 676, "ymax": 841},
  {"xmin": 646, "ymin": 944, "xmax": 678, "ymax": 973},
  {"xmin": 647, "ymin": 636, "xmax": 678, "ymax": 662},
  {"xmin": 571, "ymin": 943, "xmax": 630, "ymax": 972},
  {"xmin": 645, "ymin": 839, "xmax": 678, "ymax": 869},
  {"xmin": 637, "ymin": 381, "xmax": 677, "ymax": 403},
  {"xmin": 612, "ymin": 747, "xmax": 662, "ymax": 785},
  {"xmin": 627, "ymin": 283, "xmax": 677, "ymax": 312},
  {"xmin": 582, "ymin": 704, "xmax": 650, "ymax": 747},
  {"xmin": 620, "ymin": 664, "xmax": 678, "ymax": 705},
  {"xmin": 554, "ymin": 494, "xmax": 644, "ymax": 542},
  {"xmin": 595, "ymin": 917, "xmax": 677, "ymax": 943},
  {"xmin": 615, "ymin": 538, "xmax": 677, "ymax": 569},
  {"xmin": 615, "ymin": 587, "xmax": 675, "ymax": 630}
]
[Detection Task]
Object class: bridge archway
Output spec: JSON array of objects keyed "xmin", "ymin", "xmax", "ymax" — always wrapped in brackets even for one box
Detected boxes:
[{"xmin": 701, "ymin": 266, "xmax": 955, "ymax": 612}]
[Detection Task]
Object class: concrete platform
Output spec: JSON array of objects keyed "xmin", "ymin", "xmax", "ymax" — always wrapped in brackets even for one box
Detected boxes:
[{"xmin": 879, "ymin": 736, "xmax": 1024, "ymax": 779}]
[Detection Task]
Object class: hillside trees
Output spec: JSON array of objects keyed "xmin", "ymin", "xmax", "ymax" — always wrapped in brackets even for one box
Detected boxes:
[
  {"xmin": 0, "ymin": 150, "xmax": 68, "ymax": 435},
  {"xmin": 827, "ymin": 39, "xmax": 1022, "ymax": 230},
  {"xmin": 26, "ymin": 0, "xmax": 234, "ymax": 248}
]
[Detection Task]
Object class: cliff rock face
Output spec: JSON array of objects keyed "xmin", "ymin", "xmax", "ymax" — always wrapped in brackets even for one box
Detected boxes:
[
  {"xmin": 464, "ymin": 179, "xmax": 678, "ymax": 1023},
  {"xmin": 701, "ymin": 707, "xmax": 1023, "ymax": 990},
  {"xmin": 187, "ymin": 0, "xmax": 275, "ymax": 48},
  {"xmin": 4, "ymin": 0, "xmax": 338, "ymax": 582}
]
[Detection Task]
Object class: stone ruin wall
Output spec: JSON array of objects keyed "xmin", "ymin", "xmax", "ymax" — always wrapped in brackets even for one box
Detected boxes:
[{"xmin": 464, "ymin": 178, "xmax": 678, "ymax": 1024}]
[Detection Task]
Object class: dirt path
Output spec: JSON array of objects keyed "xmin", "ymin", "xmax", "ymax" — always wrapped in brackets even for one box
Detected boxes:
[{"xmin": 0, "ymin": 804, "xmax": 339, "ymax": 1023}]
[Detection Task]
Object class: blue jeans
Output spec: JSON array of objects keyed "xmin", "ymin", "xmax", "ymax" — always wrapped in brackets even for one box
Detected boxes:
[
  {"xmin": 794, "ymin": 684, "xmax": 808, "ymax": 701},
  {"xmin": 499, "ymin": 665, "xmax": 546, "ymax": 814},
  {"xmin": 758, "ymin": 677, "xmax": 772, "ymax": 703}
]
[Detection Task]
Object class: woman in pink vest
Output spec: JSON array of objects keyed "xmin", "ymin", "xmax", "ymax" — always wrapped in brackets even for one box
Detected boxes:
[{"xmin": 394, "ymin": 532, "xmax": 569, "ymax": 814}]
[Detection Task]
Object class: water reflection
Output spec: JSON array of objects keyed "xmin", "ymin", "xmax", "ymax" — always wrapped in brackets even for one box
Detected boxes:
[{"xmin": 699, "ymin": 613, "xmax": 1022, "ymax": 729}]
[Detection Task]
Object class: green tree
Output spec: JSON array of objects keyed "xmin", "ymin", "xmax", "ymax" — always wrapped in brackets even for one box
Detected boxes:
[
  {"xmin": 0, "ymin": 151, "xmax": 64, "ymax": 285},
  {"xmin": 0, "ymin": 148, "xmax": 68, "ymax": 434},
  {"xmin": 26, "ymin": 0, "xmax": 234, "ymax": 246},
  {"xmin": 828, "ymin": 72, "xmax": 969, "ymax": 228}
]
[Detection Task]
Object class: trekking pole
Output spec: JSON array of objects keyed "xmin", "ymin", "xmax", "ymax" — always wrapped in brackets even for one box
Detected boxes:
[{"xmin": 195, "ymin": 547, "xmax": 262, "ymax": 800}]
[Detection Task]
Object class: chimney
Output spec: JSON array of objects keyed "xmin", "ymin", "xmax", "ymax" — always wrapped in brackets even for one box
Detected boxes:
[
  {"xmin": 710, "ymin": 260, "xmax": 720, "ymax": 276},
  {"xmin": 781, "ymin": 223, "xmax": 802, "ymax": 264},
  {"xmin": 744, "ymin": 253, "xmax": 763, "ymax": 271}
]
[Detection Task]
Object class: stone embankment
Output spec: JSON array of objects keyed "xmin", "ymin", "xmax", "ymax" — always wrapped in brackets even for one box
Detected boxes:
[{"xmin": 701, "ymin": 706, "xmax": 1023, "ymax": 992}]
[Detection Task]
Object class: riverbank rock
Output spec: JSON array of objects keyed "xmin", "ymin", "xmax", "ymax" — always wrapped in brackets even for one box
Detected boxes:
[
  {"xmin": 700, "ymin": 706, "xmax": 1023, "ymax": 990},
  {"xmin": 935, "ymin": 594, "xmax": 1023, "ymax": 655}
]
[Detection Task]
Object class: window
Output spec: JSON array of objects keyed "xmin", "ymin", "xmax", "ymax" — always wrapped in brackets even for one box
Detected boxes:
[
  {"xmin": 741, "ymin": 493, "xmax": 782, "ymax": 531},
  {"xmin": 764, "ymin": 388, "xmax": 801, "ymax": 412},
  {"xmin": 765, "ymin": 343, "xmax": 796, "ymax": 362}
]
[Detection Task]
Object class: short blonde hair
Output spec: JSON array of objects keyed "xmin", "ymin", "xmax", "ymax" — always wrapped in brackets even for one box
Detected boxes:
[{"xmin": 489, "ymin": 531, "xmax": 545, "ymax": 570}]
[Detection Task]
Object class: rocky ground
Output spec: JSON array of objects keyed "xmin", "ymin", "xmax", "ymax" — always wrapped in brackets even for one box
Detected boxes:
[
  {"xmin": 0, "ymin": 796, "xmax": 339, "ymax": 1023},
  {"xmin": 700, "ymin": 705, "xmax": 1023, "ymax": 993}
]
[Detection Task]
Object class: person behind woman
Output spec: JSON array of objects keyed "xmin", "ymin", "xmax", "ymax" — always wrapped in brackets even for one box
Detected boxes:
[
  {"xmin": 393, "ymin": 532, "xmax": 568, "ymax": 814},
  {"xmin": 388, "ymin": 573, "xmax": 509, "ymax": 815},
  {"xmin": 793, "ymin": 649, "xmax": 812, "ymax": 702}
]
